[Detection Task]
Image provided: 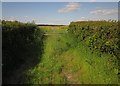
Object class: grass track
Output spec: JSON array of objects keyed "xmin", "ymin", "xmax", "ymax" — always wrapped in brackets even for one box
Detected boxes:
[{"xmin": 24, "ymin": 26, "xmax": 118, "ymax": 84}]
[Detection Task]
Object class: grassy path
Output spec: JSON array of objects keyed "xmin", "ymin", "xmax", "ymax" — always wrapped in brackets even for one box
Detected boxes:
[
  {"xmin": 5, "ymin": 26, "xmax": 118, "ymax": 84},
  {"xmin": 24, "ymin": 26, "xmax": 118, "ymax": 84}
]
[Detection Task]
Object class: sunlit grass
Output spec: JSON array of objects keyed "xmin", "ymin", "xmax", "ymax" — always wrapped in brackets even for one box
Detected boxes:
[{"xmin": 25, "ymin": 26, "xmax": 118, "ymax": 84}]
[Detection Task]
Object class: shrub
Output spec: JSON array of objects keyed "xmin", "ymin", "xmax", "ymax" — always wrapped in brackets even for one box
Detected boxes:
[
  {"xmin": 2, "ymin": 20, "xmax": 44, "ymax": 78},
  {"xmin": 68, "ymin": 21, "xmax": 119, "ymax": 58}
]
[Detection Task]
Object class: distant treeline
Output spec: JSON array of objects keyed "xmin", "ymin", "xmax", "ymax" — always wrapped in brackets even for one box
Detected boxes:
[{"xmin": 37, "ymin": 24, "xmax": 66, "ymax": 26}]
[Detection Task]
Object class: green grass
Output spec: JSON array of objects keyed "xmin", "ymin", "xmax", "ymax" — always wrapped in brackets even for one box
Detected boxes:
[
  {"xmin": 39, "ymin": 26, "xmax": 68, "ymax": 34},
  {"xmin": 24, "ymin": 26, "xmax": 118, "ymax": 84}
]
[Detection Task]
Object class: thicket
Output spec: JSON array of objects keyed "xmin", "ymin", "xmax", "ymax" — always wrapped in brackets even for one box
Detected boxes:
[
  {"xmin": 68, "ymin": 21, "xmax": 120, "ymax": 59},
  {"xmin": 2, "ymin": 20, "xmax": 44, "ymax": 78}
]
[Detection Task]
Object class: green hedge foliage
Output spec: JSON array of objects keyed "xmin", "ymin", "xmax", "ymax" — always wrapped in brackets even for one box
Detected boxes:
[
  {"xmin": 68, "ymin": 21, "xmax": 120, "ymax": 58},
  {"xmin": 2, "ymin": 20, "xmax": 44, "ymax": 77}
]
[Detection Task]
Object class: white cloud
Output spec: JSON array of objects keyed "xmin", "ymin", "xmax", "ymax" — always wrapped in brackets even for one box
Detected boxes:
[
  {"xmin": 75, "ymin": 17, "xmax": 108, "ymax": 22},
  {"xmin": 90, "ymin": 0, "xmax": 119, "ymax": 2},
  {"xmin": 24, "ymin": 16, "xmax": 28, "ymax": 22},
  {"xmin": 90, "ymin": 0, "xmax": 97, "ymax": 2},
  {"xmin": 76, "ymin": 17, "xmax": 89, "ymax": 21},
  {"xmin": 90, "ymin": 9, "xmax": 118, "ymax": 15},
  {"xmin": 7, "ymin": 16, "xmax": 16, "ymax": 21},
  {"xmin": 49, "ymin": 19, "xmax": 66, "ymax": 22},
  {"xmin": 58, "ymin": 2, "xmax": 80, "ymax": 13}
]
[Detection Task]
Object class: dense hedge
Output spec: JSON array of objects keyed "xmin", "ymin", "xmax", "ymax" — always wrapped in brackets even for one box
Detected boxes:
[
  {"xmin": 68, "ymin": 21, "xmax": 120, "ymax": 58},
  {"xmin": 2, "ymin": 20, "xmax": 44, "ymax": 78}
]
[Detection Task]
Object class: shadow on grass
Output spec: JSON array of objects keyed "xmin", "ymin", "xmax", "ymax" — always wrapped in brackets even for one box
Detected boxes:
[{"xmin": 2, "ymin": 35, "xmax": 45, "ymax": 84}]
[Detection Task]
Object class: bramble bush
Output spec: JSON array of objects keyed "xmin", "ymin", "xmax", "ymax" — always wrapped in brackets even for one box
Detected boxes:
[{"xmin": 68, "ymin": 21, "xmax": 120, "ymax": 58}]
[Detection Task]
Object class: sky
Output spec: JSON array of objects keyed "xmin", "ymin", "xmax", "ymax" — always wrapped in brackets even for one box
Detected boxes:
[
  {"xmin": 1, "ymin": 0, "xmax": 120, "ymax": 2},
  {"xmin": 2, "ymin": 2, "xmax": 118, "ymax": 25}
]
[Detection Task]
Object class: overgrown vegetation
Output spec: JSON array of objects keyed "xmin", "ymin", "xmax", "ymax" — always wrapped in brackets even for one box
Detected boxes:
[
  {"xmin": 24, "ymin": 21, "xmax": 119, "ymax": 84},
  {"xmin": 67, "ymin": 21, "xmax": 119, "ymax": 84},
  {"xmin": 2, "ymin": 20, "xmax": 119, "ymax": 84},
  {"xmin": 2, "ymin": 20, "xmax": 44, "ymax": 83},
  {"xmin": 68, "ymin": 21, "xmax": 119, "ymax": 59}
]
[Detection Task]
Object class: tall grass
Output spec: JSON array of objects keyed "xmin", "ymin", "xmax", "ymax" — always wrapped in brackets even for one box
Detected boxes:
[
  {"xmin": 24, "ymin": 24, "xmax": 118, "ymax": 84},
  {"xmin": 2, "ymin": 21, "xmax": 118, "ymax": 84}
]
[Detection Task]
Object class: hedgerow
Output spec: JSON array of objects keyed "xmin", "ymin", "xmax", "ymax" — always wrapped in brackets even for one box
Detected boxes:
[
  {"xmin": 2, "ymin": 20, "xmax": 44, "ymax": 79},
  {"xmin": 68, "ymin": 21, "xmax": 120, "ymax": 58}
]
